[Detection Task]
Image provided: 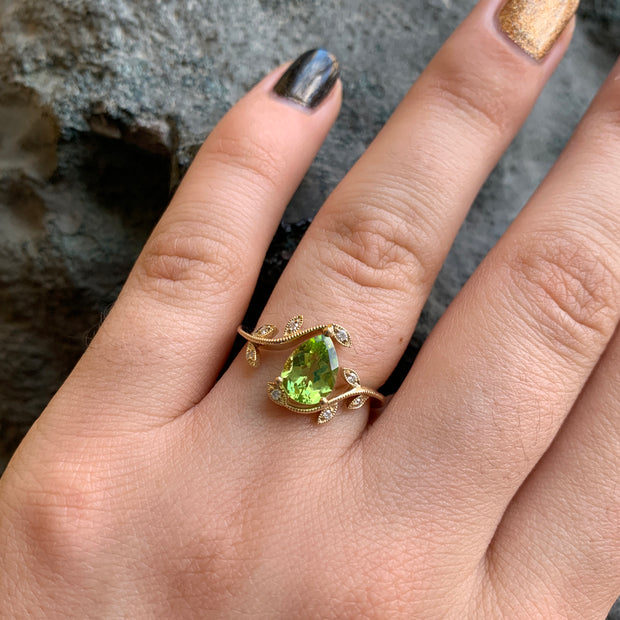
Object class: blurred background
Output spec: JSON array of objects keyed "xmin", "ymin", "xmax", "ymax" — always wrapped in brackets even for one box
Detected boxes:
[{"xmin": 0, "ymin": 1, "xmax": 619, "ymax": 613}]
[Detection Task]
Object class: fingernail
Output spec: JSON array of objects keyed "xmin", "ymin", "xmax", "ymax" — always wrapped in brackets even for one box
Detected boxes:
[
  {"xmin": 498, "ymin": 0, "xmax": 579, "ymax": 61},
  {"xmin": 273, "ymin": 49, "xmax": 340, "ymax": 109}
]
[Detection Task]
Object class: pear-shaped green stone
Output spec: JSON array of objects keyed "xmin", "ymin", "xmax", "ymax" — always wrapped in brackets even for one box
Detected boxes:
[{"xmin": 280, "ymin": 335, "xmax": 339, "ymax": 405}]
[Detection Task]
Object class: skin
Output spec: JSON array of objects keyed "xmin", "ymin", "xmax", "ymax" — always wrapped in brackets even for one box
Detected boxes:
[{"xmin": 1, "ymin": 0, "xmax": 619, "ymax": 617}]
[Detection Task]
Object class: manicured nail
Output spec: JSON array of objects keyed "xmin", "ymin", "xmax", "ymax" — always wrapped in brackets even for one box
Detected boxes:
[
  {"xmin": 498, "ymin": 0, "xmax": 579, "ymax": 61},
  {"xmin": 273, "ymin": 49, "xmax": 340, "ymax": 109}
]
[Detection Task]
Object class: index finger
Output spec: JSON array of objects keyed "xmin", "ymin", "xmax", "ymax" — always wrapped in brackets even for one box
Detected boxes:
[{"xmin": 47, "ymin": 51, "xmax": 342, "ymax": 431}]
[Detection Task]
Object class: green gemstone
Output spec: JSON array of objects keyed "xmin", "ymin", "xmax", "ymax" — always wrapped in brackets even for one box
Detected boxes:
[{"xmin": 280, "ymin": 335, "xmax": 339, "ymax": 405}]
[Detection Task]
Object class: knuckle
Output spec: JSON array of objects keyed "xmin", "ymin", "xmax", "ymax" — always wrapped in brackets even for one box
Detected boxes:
[
  {"xmin": 203, "ymin": 133, "xmax": 284, "ymax": 193},
  {"xmin": 424, "ymin": 42, "xmax": 522, "ymax": 137},
  {"xmin": 503, "ymin": 231, "xmax": 620, "ymax": 357},
  {"xmin": 314, "ymin": 191, "xmax": 435, "ymax": 295},
  {"xmin": 8, "ymin": 459, "xmax": 110, "ymax": 568},
  {"xmin": 138, "ymin": 222, "xmax": 242, "ymax": 300}
]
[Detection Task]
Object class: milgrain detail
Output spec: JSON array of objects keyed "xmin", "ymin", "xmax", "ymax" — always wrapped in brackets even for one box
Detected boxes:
[{"xmin": 238, "ymin": 315, "xmax": 384, "ymax": 424}]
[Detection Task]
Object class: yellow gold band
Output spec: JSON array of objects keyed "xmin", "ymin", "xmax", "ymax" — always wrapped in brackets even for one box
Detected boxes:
[{"xmin": 238, "ymin": 315, "xmax": 384, "ymax": 425}]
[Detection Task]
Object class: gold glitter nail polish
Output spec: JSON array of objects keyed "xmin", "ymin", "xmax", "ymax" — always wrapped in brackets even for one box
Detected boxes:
[{"xmin": 498, "ymin": 0, "xmax": 579, "ymax": 61}]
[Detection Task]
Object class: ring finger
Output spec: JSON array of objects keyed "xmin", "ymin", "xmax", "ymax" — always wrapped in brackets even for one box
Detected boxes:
[{"xmin": 223, "ymin": 0, "xmax": 577, "ymax": 447}]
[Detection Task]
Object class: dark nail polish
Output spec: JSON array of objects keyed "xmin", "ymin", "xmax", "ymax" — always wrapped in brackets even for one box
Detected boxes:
[{"xmin": 273, "ymin": 49, "xmax": 340, "ymax": 110}]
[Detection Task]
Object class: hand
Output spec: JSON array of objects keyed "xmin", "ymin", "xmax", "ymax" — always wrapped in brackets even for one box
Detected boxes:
[{"xmin": 1, "ymin": 0, "xmax": 619, "ymax": 617}]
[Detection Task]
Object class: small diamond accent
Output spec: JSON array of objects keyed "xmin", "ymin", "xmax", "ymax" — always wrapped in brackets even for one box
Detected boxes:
[
  {"xmin": 245, "ymin": 342, "xmax": 258, "ymax": 367},
  {"xmin": 284, "ymin": 315, "xmax": 304, "ymax": 335},
  {"xmin": 348, "ymin": 395, "xmax": 368, "ymax": 409},
  {"xmin": 256, "ymin": 325, "xmax": 275, "ymax": 337},
  {"xmin": 332, "ymin": 325, "xmax": 351, "ymax": 347},
  {"xmin": 343, "ymin": 368, "xmax": 360, "ymax": 387},
  {"xmin": 318, "ymin": 408, "xmax": 335, "ymax": 424},
  {"xmin": 270, "ymin": 389, "xmax": 282, "ymax": 402}
]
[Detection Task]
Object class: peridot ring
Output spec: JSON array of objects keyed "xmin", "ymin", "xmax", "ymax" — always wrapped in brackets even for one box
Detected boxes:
[{"xmin": 238, "ymin": 315, "xmax": 384, "ymax": 424}]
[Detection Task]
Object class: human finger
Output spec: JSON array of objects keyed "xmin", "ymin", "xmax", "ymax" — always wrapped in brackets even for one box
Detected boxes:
[
  {"xmin": 228, "ymin": 0, "xmax": 577, "ymax": 441},
  {"xmin": 368, "ymin": 54, "xmax": 620, "ymax": 565},
  {"xmin": 482, "ymin": 327, "xmax": 620, "ymax": 618},
  {"xmin": 47, "ymin": 50, "xmax": 342, "ymax": 430}
]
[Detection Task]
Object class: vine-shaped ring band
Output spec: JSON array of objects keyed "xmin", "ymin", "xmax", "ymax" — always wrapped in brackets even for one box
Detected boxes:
[{"xmin": 238, "ymin": 315, "xmax": 384, "ymax": 425}]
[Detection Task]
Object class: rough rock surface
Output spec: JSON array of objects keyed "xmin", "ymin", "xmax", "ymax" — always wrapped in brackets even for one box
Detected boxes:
[{"xmin": 0, "ymin": 0, "xmax": 619, "ymax": 612}]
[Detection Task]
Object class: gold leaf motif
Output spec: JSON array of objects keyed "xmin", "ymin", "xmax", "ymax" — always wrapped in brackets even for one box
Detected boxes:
[
  {"xmin": 254, "ymin": 324, "xmax": 277, "ymax": 338},
  {"xmin": 343, "ymin": 368, "xmax": 360, "ymax": 387},
  {"xmin": 332, "ymin": 324, "xmax": 351, "ymax": 347},
  {"xmin": 284, "ymin": 315, "xmax": 304, "ymax": 336},
  {"xmin": 317, "ymin": 403, "xmax": 338, "ymax": 424},
  {"xmin": 245, "ymin": 342, "xmax": 259, "ymax": 367},
  {"xmin": 348, "ymin": 395, "xmax": 368, "ymax": 410}
]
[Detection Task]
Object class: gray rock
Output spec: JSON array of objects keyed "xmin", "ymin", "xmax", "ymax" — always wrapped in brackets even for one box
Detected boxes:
[{"xmin": 0, "ymin": 0, "xmax": 619, "ymax": 613}]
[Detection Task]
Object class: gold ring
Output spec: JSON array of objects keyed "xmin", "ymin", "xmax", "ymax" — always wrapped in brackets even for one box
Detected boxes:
[{"xmin": 238, "ymin": 315, "xmax": 384, "ymax": 425}]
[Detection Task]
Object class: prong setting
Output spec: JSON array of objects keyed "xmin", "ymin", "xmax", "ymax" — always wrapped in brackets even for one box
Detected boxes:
[{"xmin": 238, "ymin": 316, "xmax": 383, "ymax": 424}]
